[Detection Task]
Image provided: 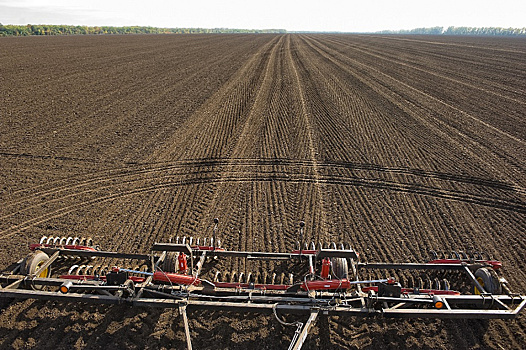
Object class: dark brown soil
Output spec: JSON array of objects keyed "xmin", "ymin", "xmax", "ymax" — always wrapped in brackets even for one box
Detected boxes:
[{"xmin": 0, "ymin": 33, "xmax": 525, "ymax": 349}]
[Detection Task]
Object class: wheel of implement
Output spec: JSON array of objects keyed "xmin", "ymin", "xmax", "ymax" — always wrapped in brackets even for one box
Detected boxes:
[
  {"xmin": 21, "ymin": 251, "xmax": 51, "ymax": 290},
  {"xmin": 22, "ymin": 251, "xmax": 51, "ymax": 278},
  {"xmin": 162, "ymin": 252, "xmax": 178, "ymax": 273},
  {"xmin": 474, "ymin": 267, "xmax": 502, "ymax": 295},
  {"xmin": 332, "ymin": 258, "xmax": 349, "ymax": 280}
]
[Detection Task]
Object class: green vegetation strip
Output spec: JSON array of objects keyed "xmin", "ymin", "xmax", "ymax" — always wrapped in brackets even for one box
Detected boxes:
[{"xmin": 0, "ymin": 24, "xmax": 286, "ymax": 36}]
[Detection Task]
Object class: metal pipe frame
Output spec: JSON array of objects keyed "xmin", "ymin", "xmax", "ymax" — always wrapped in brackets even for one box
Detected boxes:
[
  {"xmin": 2, "ymin": 244, "xmax": 524, "ymax": 323},
  {"xmin": 1, "ymin": 288, "xmax": 524, "ymax": 319}
]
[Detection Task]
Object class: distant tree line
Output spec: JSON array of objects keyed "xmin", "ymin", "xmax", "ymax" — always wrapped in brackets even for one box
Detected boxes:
[
  {"xmin": 0, "ymin": 24, "xmax": 286, "ymax": 36},
  {"xmin": 376, "ymin": 26, "xmax": 526, "ymax": 36}
]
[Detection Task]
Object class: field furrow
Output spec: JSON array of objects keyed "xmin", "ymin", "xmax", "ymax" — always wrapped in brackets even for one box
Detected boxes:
[{"xmin": 1, "ymin": 33, "xmax": 525, "ymax": 349}]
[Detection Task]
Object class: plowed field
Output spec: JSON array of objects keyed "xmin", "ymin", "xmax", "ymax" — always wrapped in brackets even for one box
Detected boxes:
[{"xmin": 0, "ymin": 34, "xmax": 525, "ymax": 349}]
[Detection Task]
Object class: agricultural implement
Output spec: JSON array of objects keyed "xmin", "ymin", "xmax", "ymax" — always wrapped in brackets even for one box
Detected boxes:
[{"xmin": 1, "ymin": 221, "xmax": 524, "ymax": 350}]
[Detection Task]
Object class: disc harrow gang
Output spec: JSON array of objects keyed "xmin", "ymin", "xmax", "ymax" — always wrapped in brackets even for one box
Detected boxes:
[{"xmin": 1, "ymin": 223, "xmax": 524, "ymax": 350}]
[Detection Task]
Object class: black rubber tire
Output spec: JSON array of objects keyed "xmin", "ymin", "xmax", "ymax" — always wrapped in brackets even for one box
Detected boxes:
[
  {"xmin": 331, "ymin": 258, "xmax": 349, "ymax": 280},
  {"xmin": 162, "ymin": 252, "xmax": 178, "ymax": 273},
  {"xmin": 474, "ymin": 267, "xmax": 501, "ymax": 294}
]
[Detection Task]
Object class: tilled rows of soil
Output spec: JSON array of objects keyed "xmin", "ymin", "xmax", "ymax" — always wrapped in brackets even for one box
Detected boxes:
[{"xmin": 0, "ymin": 34, "xmax": 525, "ymax": 349}]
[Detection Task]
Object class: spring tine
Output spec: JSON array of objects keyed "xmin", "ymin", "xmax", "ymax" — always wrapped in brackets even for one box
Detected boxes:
[
  {"xmin": 39, "ymin": 236, "xmax": 48, "ymax": 244},
  {"xmin": 424, "ymin": 275, "xmax": 431, "ymax": 289},
  {"xmin": 245, "ymin": 272, "xmax": 252, "ymax": 284},
  {"xmin": 459, "ymin": 251, "xmax": 468, "ymax": 260},
  {"xmin": 398, "ymin": 275, "xmax": 407, "ymax": 288},
  {"xmin": 84, "ymin": 265, "xmax": 93, "ymax": 275},
  {"xmin": 238, "ymin": 272, "xmax": 244, "ymax": 284},
  {"xmin": 330, "ymin": 242, "xmax": 337, "ymax": 250},
  {"xmin": 279, "ymin": 273, "xmax": 285, "ymax": 285},
  {"xmin": 317, "ymin": 242, "xmax": 323, "ymax": 251},
  {"xmin": 213, "ymin": 271, "xmax": 221, "ymax": 282},
  {"xmin": 407, "ymin": 275, "xmax": 415, "ymax": 289},
  {"xmin": 271, "ymin": 273, "xmax": 276, "ymax": 285},
  {"xmin": 449, "ymin": 251, "xmax": 459, "ymax": 259},
  {"xmin": 429, "ymin": 250, "xmax": 438, "ymax": 260},
  {"xmin": 68, "ymin": 265, "xmax": 79, "ymax": 275},
  {"xmin": 310, "ymin": 242, "xmax": 316, "ymax": 250},
  {"xmin": 189, "ymin": 237, "xmax": 193, "ymax": 246},
  {"xmin": 289, "ymin": 273, "xmax": 294, "ymax": 285},
  {"xmin": 442, "ymin": 279, "xmax": 450, "ymax": 291}
]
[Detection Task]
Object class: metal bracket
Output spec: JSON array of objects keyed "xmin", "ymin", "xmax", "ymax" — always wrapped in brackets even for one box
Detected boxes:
[
  {"xmin": 179, "ymin": 303, "xmax": 193, "ymax": 350},
  {"xmin": 289, "ymin": 308, "xmax": 319, "ymax": 350}
]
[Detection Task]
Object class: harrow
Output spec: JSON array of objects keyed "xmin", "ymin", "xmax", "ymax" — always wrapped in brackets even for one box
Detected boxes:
[{"xmin": 0, "ymin": 221, "xmax": 524, "ymax": 350}]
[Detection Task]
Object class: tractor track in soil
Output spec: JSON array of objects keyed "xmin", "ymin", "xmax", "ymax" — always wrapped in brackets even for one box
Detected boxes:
[
  {"xmin": 0, "ymin": 34, "xmax": 525, "ymax": 349},
  {"xmin": 0, "ymin": 161, "xmax": 524, "ymax": 241}
]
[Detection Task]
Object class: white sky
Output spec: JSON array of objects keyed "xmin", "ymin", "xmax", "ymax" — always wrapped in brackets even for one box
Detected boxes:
[{"xmin": 0, "ymin": 0, "xmax": 524, "ymax": 32}]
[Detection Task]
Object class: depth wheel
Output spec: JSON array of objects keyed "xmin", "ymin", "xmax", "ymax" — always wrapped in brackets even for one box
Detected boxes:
[
  {"xmin": 474, "ymin": 267, "xmax": 501, "ymax": 294},
  {"xmin": 21, "ymin": 251, "xmax": 51, "ymax": 290},
  {"xmin": 162, "ymin": 252, "xmax": 178, "ymax": 273},
  {"xmin": 332, "ymin": 258, "xmax": 349, "ymax": 280},
  {"xmin": 22, "ymin": 251, "xmax": 51, "ymax": 278}
]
